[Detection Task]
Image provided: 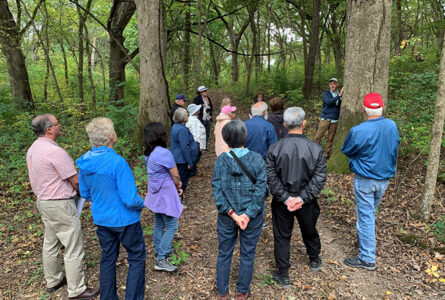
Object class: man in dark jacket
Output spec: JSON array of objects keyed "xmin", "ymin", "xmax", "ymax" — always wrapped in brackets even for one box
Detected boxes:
[
  {"xmin": 170, "ymin": 94, "xmax": 188, "ymax": 124},
  {"xmin": 266, "ymin": 107, "xmax": 327, "ymax": 287},
  {"xmin": 314, "ymin": 78, "xmax": 344, "ymax": 159},
  {"xmin": 193, "ymin": 86, "xmax": 213, "ymax": 149}
]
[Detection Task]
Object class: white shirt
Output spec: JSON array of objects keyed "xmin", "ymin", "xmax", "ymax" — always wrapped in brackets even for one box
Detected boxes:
[{"xmin": 186, "ymin": 116, "xmax": 207, "ymax": 150}]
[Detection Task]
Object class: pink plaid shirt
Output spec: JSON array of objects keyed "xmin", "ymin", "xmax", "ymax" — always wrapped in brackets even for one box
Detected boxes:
[{"xmin": 26, "ymin": 137, "xmax": 77, "ymax": 200}]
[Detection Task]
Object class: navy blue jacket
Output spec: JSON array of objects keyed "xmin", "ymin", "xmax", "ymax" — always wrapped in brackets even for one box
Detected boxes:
[
  {"xmin": 212, "ymin": 150, "xmax": 266, "ymax": 219},
  {"xmin": 76, "ymin": 146, "xmax": 144, "ymax": 227},
  {"xmin": 170, "ymin": 123, "xmax": 200, "ymax": 167},
  {"xmin": 321, "ymin": 90, "xmax": 341, "ymax": 120},
  {"xmin": 245, "ymin": 116, "xmax": 278, "ymax": 159},
  {"xmin": 341, "ymin": 117, "xmax": 399, "ymax": 180}
]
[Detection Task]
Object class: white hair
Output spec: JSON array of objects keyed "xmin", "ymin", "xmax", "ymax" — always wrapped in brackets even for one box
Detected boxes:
[
  {"xmin": 364, "ymin": 107, "xmax": 383, "ymax": 117},
  {"xmin": 283, "ymin": 107, "xmax": 305, "ymax": 129},
  {"xmin": 251, "ymin": 102, "xmax": 268, "ymax": 117},
  {"xmin": 173, "ymin": 107, "xmax": 188, "ymax": 123},
  {"xmin": 86, "ymin": 117, "xmax": 115, "ymax": 147}
]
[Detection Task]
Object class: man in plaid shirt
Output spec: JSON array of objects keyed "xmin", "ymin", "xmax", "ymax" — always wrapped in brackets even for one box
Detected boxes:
[{"xmin": 26, "ymin": 114, "xmax": 98, "ymax": 299}]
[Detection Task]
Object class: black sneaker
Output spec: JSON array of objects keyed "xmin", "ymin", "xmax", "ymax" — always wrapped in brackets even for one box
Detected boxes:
[
  {"xmin": 46, "ymin": 277, "xmax": 67, "ymax": 293},
  {"xmin": 310, "ymin": 257, "xmax": 322, "ymax": 271},
  {"xmin": 272, "ymin": 271, "xmax": 291, "ymax": 288},
  {"xmin": 154, "ymin": 258, "xmax": 178, "ymax": 272},
  {"xmin": 262, "ymin": 221, "xmax": 270, "ymax": 229},
  {"xmin": 344, "ymin": 257, "xmax": 376, "ymax": 271}
]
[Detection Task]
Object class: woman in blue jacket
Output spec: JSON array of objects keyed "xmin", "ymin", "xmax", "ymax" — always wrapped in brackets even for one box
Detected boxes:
[
  {"xmin": 212, "ymin": 120, "xmax": 267, "ymax": 300},
  {"xmin": 170, "ymin": 108, "xmax": 200, "ymax": 196},
  {"xmin": 76, "ymin": 117, "xmax": 146, "ymax": 300}
]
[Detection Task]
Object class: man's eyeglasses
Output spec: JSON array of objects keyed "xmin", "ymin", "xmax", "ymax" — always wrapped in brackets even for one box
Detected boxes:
[{"xmin": 49, "ymin": 122, "xmax": 60, "ymax": 127}]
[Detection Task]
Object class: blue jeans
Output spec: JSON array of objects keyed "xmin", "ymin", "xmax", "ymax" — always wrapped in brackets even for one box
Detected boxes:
[
  {"xmin": 216, "ymin": 213, "xmax": 263, "ymax": 296},
  {"xmin": 354, "ymin": 175, "xmax": 389, "ymax": 263},
  {"xmin": 96, "ymin": 222, "xmax": 146, "ymax": 300},
  {"xmin": 153, "ymin": 213, "xmax": 178, "ymax": 260}
]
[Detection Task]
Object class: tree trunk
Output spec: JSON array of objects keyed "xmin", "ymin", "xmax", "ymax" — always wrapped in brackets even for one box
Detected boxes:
[
  {"xmin": 394, "ymin": 0, "xmax": 402, "ymax": 55},
  {"xmin": 327, "ymin": 0, "xmax": 392, "ymax": 172},
  {"xmin": 183, "ymin": 5, "xmax": 191, "ymax": 92},
  {"xmin": 0, "ymin": 0, "xmax": 34, "ymax": 110},
  {"xmin": 303, "ymin": 0, "xmax": 321, "ymax": 98},
  {"xmin": 135, "ymin": 0, "xmax": 169, "ymax": 139},
  {"xmin": 85, "ymin": 24, "xmax": 97, "ymax": 116},
  {"xmin": 194, "ymin": 0, "xmax": 211, "ymax": 89},
  {"xmin": 59, "ymin": 38, "xmax": 69, "ymax": 85},
  {"xmin": 108, "ymin": 0, "xmax": 136, "ymax": 103},
  {"xmin": 245, "ymin": 2, "xmax": 258, "ymax": 96},
  {"xmin": 420, "ymin": 31, "xmax": 445, "ymax": 221}
]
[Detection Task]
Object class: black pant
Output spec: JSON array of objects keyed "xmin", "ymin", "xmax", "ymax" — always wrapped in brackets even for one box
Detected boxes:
[
  {"xmin": 202, "ymin": 119, "xmax": 211, "ymax": 149},
  {"xmin": 271, "ymin": 199, "xmax": 321, "ymax": 276}
]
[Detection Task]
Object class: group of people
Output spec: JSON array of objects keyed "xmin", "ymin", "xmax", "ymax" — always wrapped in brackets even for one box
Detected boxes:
[{"xmin": 25, "ymin": 79, "xmax": 399, "ymax": 300}]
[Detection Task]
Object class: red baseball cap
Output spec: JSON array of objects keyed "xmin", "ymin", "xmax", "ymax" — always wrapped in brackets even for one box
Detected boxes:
[{"xmin": 363, "ymin": 92, "xmax": 384, "ymax": 109}]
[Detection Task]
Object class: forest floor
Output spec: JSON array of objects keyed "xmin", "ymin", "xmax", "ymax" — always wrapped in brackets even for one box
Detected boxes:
[{"xmin": 0, "ymin": 89, "xmax": 444, "ymax": 300}]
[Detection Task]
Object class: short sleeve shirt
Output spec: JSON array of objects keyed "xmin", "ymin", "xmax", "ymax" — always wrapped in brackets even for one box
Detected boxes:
[
  {"xmin": 144, "ymin": 146, "xmax": 176, "ymax": 179},
  {"xmin": 26, "ymin": 137, "xmax": 77, "ymax": 200}
]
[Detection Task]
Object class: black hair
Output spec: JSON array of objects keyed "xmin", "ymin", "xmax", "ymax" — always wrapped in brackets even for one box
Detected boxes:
[
  {"xmin": 143, "ymin": 122, "xmax": 168, "ymax": 156},
  {"xmin": 222, "ymin": 119, "xmax": 247, "ymax": 148},
  {"xmin": 31, "ymin": 114, "xmax": 53, "ymax": 136}
]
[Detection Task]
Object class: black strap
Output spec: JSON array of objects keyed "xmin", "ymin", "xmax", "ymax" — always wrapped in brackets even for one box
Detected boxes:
[{"xmin": 229, "ymin": 150, "xmax": 256, "ymax": 185}]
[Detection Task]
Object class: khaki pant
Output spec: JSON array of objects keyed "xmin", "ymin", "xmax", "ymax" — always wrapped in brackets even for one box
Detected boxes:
[
  {"xmin": 314, "ymin": 120, "xmax": 338, "ymax": 159},
  {"xmin": 36, "ymin": 198, "xmax": 86, "ymax": 297}
]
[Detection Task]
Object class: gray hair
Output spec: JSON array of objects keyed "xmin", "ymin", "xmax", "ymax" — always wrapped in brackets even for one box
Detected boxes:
[
  {"xmin": 85, "ymin": 117, "xmax": 115, "ymax": 147},
  {"xmin": 173, "ymin": 107, "xmax": 188, "ymax": 123},
  {"xmin": 222, "ymin": 119, "xmax": 247, "ymax": 148},
  {"xmin": 364, "ymin": 107, "xmax": 383, "ymax": 117},
  {"xmin": 31, "ymin": 114, "xmax": 53, "ymax": 136},
  {"xmin": 283, "ymin": 107, "xmax": 305, "ymax": 129},
  {"xmin": 251, "ymin": 102, "xmax": 268, "ymax": 117}
]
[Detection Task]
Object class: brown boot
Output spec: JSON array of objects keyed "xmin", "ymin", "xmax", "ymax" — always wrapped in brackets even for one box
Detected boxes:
[
  {"xmin": 217, "ymin": 292, "xmax": 229, "ymax": 300},
  {"xmin": 235, "ymin": 291, "xmax": 249, "ymax": 300}
]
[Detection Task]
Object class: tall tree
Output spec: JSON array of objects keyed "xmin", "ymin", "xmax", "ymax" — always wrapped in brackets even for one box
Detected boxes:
[
  {"xmin": 327, "ymin": 0, "xmax": 392, "ymax": 172},
  {"xmin": 0, "ymin": 0, "xmax": 37, "ymax": 110},
  {"xmin": 135, "ymin": 0, "xmax": 169, "ymax": 138},
  {"xmin": 420, "ymin": 31, "xmax": 445, "ymax": 221},
  {"xmin": 107, "ymin": 0, "xmax": 136, "ymax": 102}
]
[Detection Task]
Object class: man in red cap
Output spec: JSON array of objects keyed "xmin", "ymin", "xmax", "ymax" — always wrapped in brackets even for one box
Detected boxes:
[{"xmin": 341, "ymin": 93, "xmax": 399, "ymax": 271}]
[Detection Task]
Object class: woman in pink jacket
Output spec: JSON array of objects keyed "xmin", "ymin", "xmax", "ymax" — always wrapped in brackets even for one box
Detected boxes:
[{"xmin": 214, "ymin": 103, "xmax": 236, "ymax": 156}]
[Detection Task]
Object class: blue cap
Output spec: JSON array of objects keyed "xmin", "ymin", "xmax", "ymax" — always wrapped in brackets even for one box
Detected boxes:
[{"xmin": 175, "ymin": 93, "xmax": 188, "ymax": 101}]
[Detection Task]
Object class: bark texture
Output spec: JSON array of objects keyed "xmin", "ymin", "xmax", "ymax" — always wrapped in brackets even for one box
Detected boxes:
[
  {"xmin": 0, "ymin": 0, "xmax": 34, "ymax": 110},
  {"xmin": 135, "ymin": 0, "xmax": 169, "ymax": 140},
  {"xmin": 420, "ymin": 31, "xmax": 445, "ymax": 221},
  {"xmin": 328, "ymin": 0, "xmax": 392, "ymax": 172}
]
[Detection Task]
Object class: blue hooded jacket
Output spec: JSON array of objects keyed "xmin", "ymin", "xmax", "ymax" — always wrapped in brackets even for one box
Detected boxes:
[{"xmin": 76, "ymin": 146, "xmax": 144, "ymax": 227}]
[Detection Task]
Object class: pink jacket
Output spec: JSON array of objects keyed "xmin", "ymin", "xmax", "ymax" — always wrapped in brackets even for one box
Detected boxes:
[{"xmin": 214, "ymin": 113, "xmax": 232, "ymax": 156}]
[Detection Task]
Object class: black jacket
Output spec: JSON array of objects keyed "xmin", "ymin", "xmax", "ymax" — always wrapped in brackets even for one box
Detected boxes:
[
  {"xmin": 268, "ymin": 112, "xmax": 288, "ymax": 140},
  {"xmin": 170, "ymin": 103, "xmax": 183, "ymax": 124},
  {"xmin": 266, "ymin": 134, "xmax": 327, "ymax": 204},
  {"xmin": 193, "ymin": 94, "xmax": 213, "ymax": 122}
]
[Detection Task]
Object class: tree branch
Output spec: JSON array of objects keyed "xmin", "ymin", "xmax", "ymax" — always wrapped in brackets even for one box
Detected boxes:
[{"xmin": 20, "ymin": 0, "xmax": 45, "ymax": 37}]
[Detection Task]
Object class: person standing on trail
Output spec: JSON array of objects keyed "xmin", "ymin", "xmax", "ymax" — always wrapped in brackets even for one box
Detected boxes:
[
  {"xmin": 212, "ymin": 120, "xmax": 267, "ymax": 300},
  {"xmin": 266, "ymin": 107, "xmax": 327, "ymax": 288},
  {"xmin": 143, "ymin": 122, "xmax": 183, "ymax": 273},
  {"xmin": 244, "ymin": 102, "xmax": 277, "ymax": 160},
  {"xmin": 26, "ymin": 114, "xmax": 99, "ymax": 300},
  {"xmin": 170, "ymin": 93, "xmax": 188, "ymax": 125},
  {"xmin": 76, "ymin": 117, "xmax": 146, "ymax": 300},
  {"xmin": 314, "ymin": 78, "xmax": 344, "ymax": 160},
  {"xmin": 342, "ymin": 93, "xmax": 399, "ymax": 271},
  {"xmin": 267, "ymin": 97, "xmax": 287, "ymax": 140},
  {"xmin": 193, "ymin": 85, "xmax": 213, "ymax": 150},
  {"xmin": 214, "ymin": 104, "xmax": 237, "ymax": 156}
]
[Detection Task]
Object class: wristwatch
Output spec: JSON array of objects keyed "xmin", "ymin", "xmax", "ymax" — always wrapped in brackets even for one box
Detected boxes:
[{"xmin": 228, "ymin": 209, "xmax": 235, "ymax": 216}]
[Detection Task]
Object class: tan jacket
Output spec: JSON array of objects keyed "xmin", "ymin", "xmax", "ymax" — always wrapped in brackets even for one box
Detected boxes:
[{"xmin": 214, "ymin": 113, "xmax": 232, "ymax": 156}]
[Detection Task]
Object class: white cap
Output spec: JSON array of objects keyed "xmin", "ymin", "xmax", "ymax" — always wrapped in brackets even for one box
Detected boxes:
[{"xmin": 197, "ymin": 86, "xmax": 207, "ymax": 93}]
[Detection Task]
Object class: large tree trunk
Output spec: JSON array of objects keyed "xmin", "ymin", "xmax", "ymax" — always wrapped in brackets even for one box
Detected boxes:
[
  {"xmin": 420, "ymin": 31, "xmax": 445, "ymax": 221},
  {"xmin": 302, "ymin": 0, "xmax": 321, "ymax": 99},
  {"xmin": 108, "ymin": 0, "xmax": 136, "ymax": 102},
  {"xmin": 0, "ymin": 0, "xmax": 34, "ymax": 110},
  {"xmin": 327, "ymin": 0, "xmax": 392, "ymax": 172},
  {"xmin": 135, "ymin": 0, "xmax": 169, "ymax": 139}
]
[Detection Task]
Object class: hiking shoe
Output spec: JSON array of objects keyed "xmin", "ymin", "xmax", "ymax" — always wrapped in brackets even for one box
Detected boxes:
[
  {"xmin": 46, "ymin": 277, "xmax": 67, "ymax": 293},
  {"xmin": 68, "ymin": 287, "xmax": 99, "ymax": 299},
  {"xmin": 272, "ymin": 271, "xmax": 291, "ymax": 288},
  {"xmin": 217, "ymin": 292, "xmax": 229, "ymax": 300},
  {"xmin": 344, "ymin": 257, "xmax": 376, "ymax": 271},
  {"xmin": 310, "ymin": 257, "xmax": 322, "ymax": 271},
  {"xmin": 154, "ymin": 258, "xmax": 178, "ymax": 272},
  {"xmin": 235, "ymin": 291, "xmax": 249, "ymax": 300},
  {"xmin": 262, "ymin": 221, "xmax": 270, "ymax": 229}
]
